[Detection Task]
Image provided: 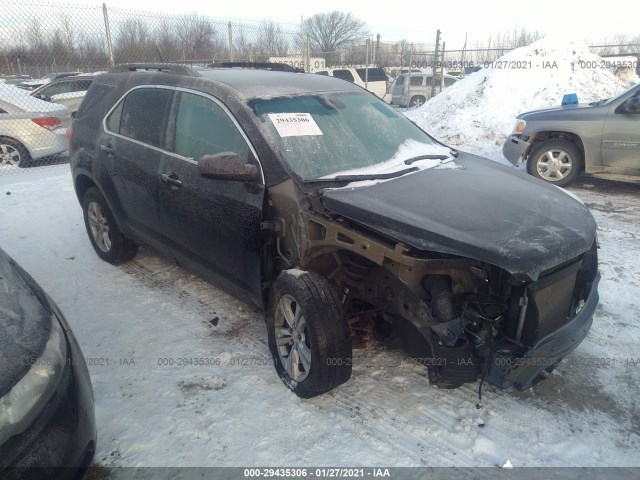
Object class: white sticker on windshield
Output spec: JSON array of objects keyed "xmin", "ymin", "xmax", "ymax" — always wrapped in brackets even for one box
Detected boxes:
[{"xmin": 268, "ymin": 113, "xmax": 323, "ymax": 137}]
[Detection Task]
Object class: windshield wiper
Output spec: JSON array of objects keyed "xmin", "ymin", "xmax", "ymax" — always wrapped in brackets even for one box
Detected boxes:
[
  {"xmin": 304, "ymin": 166, "xmax": 418, "ymax": 184},
  {"xmin": 403, "ymin": 148, "xmax": 458, "ymax": 165},
  {"xmin": 403, "ymin": 154, "xmax": 448, "ymax": 165}
]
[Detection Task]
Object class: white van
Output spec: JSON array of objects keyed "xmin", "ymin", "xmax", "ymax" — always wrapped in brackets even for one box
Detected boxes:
[
  {"xmin": 390, "ymin": 72, "xmax": 458, "ymax": 107},
  {"xmin": 313, "ymin": 66, "xmax": 389, "ymax": 98}
]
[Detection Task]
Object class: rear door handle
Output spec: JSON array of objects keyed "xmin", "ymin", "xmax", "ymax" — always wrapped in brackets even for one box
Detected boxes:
[
  {"xmin": 161, "ymin": 173, "xmax": 183, "ymax": 188},
  {"xmin": 99, "ymin": 144, "xmax": 114, "ymax": 155}
]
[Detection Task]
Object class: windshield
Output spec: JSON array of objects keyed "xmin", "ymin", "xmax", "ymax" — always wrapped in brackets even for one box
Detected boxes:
[
  {"xmin": 597, "ymin": 82, "xmax": 640, "ymax": 106},
  {"xmin": 249, "ymin": 91, "xmax": 443, "ymax": 180}
]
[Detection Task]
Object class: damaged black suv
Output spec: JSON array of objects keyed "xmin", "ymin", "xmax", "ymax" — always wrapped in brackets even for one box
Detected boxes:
[{"xmin": 69, "ymin": 64, "xmax": 599, "ymax": 398}]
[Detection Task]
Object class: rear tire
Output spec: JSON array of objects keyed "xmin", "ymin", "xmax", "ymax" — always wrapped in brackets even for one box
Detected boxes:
[
  {"xmin": 409, "ymin": 95, "xmax": 426, "ymax": 108},
  {"xmin": 82, "ymin": 187, "xmax": 138, "ymax": 264},
  {"xmin": 266, "ymin": 270, "xmax": 352, "ymax": 398},
  {"xmin": 0, "ymin": 138, "xmax": 32, "ymax": 168},
  {"xmin": 527, "ymin": 139, "xmax": 583, "ymax": 187}
]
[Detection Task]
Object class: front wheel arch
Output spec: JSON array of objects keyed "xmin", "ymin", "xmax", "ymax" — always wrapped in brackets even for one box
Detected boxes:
[{"xmin": 266, "ymin": 269, "xmax": 352, "ymax": 398}]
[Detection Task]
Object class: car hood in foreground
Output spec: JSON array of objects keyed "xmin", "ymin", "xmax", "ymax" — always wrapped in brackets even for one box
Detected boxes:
[
  {"xmin": 321, "ymin": 153, "xmax": 597, "ymax": 281},
  {"xmin": 0, "ymin": 249, "xmax": 51, "ymax": 397}
]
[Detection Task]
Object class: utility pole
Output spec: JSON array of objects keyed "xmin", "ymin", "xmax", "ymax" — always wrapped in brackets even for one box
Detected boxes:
[
  {"xmin": 228, "ymin": 22, "xmax": 234, "ymax": 61},
  {"xmin": 102, "ymin": 3, "xmax": 115, "ymax": 68},
  {"xmin": 376, "ymin": 34, "xmax": 381, "ymax": 67},
  {"xmin": 431, "ymin": 29, "xmax": 441, "ymax": 99},
  {"xmin": 440, "ymin": 42, "xmax": 446, "ymax": 91}
]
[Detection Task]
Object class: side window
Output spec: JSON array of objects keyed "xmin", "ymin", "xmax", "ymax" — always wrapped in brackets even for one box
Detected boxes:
[
  {"xmin": 173, "ymin": 92, "xmax": 249, "ymax": 162},
  {"xmin": 333, "ymin": 69, "xmax": 355, "ymax": 82},
  {"xmin": 315, "ymin": 71, "xmax": 329, "ymax": 76},
  {"xmin": 444, "ymin": 77, "xmax": 457, "ymax": 87},
  {"xmin": 106, "ymin": 101, "xmax": 123, "ymax": 133},
  {"xmin": 114, "ymin": 88, "xmax": 173, "ymax": 148},
  {"xmin": 409, "ymin": 76, "xmax": 423, "ymax": 86},
  {"xmin": 41, "ymin": 82, "xmax": 71, "ymax": 98},
  {"xmin": 76, "ymin": 83, "xmax": 112, "ymax": 119},
  {"xmin": 69, "ymin": 80, "xmax": 92, "ymax": 92},
  {"xmin": 355, "ymin": 68, "xmax": 388, "ymax": 82}
]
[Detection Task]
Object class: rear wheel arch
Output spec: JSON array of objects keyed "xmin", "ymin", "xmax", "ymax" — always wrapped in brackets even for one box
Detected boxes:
[{"xmin": 74, "ymin": 174, "xmax": 96, "ymax": 204}]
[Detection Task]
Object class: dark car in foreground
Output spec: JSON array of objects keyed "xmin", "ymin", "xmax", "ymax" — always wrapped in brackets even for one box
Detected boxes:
[
  {"xmin": 503, "ymin": 82, "xmax": 640, "ymax": 186},
  {"xmin": 70, "ymin": 64, "xmax": 599, "ymax": 398},
  {"xmin": 0, "ymin": 247, "xmax": 95, "ymax": 478}
]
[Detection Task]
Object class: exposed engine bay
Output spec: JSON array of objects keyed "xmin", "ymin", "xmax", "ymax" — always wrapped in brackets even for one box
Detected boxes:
[{"xmin": 325, "ymin": 241, "xmax": 599, "ymax": 391}]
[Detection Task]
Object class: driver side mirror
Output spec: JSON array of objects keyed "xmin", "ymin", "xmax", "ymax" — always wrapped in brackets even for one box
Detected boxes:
[
  {"xmin": 616, "ymin": 96, "xmax": 640, "ymax": 114},
  {"xmin": 198, "ymin": 152, "xmax": 260, "ymax": 182}
]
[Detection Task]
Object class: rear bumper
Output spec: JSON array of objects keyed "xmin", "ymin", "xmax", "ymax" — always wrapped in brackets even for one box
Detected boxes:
[
  {"xmin": 23, "ymin": 129, "xmax": 68, "ymax": 160},
  {"xmin": 486, "ymin": 273, "xmax": 600, "ymax": 390},
  {"xmin": 502, "ymin": 134, "xmax": 531, "ymax": 166},
  {"xmin": 391, "ymin": 94, "xmax": 407, "ymax": 107}
]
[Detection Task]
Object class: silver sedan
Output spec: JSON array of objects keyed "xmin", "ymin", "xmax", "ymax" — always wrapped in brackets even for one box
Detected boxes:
[{"xmin": 0, "ymin": 85, "xmax": 71, "ymax": 168}]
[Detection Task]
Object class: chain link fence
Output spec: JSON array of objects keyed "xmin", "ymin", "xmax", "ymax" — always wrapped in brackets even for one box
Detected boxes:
[{"xmin": 1, "ymin": 1, "xmax": 638, "ymax": 175}]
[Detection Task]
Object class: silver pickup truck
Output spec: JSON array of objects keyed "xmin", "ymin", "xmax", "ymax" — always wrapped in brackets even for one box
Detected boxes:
[{"xmin": 503, "ymin": 82, "xmax": 640, "ymax": 186}]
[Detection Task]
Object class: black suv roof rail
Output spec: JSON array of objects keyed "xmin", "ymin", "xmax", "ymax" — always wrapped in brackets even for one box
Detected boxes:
[
  {"xmin": 209, "ymin": 62, "xmax": 304, "ymax": 73},
  {"xmin": 108, "ymin": 63, "xmax": 201, "ymax": 77}
]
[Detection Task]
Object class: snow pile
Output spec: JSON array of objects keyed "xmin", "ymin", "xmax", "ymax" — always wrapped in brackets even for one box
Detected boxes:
[{"xmin": 405, "ymin": 38, "xmax": 639, "ymax": 163}]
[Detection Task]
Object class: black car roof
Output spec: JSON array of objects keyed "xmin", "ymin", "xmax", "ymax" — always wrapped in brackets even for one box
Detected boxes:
[
  {"xmin": 196, "ymin": 69, "xmax": 361, "ymax": 99},
  {"xmin": 99, "ymin": 65, "xmax": 362, "ymax": 100}
]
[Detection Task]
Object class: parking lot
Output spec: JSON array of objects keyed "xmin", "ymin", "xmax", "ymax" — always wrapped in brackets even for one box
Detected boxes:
[{"xmin": 0, "ymin": 164, "xmax": 638, "ymax": 469}]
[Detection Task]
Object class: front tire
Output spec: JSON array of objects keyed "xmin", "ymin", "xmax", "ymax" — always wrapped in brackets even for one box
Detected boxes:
[
  {"xmin": 527, "ymin": 139, "xmax": 583, "ymax": 187},
  {"xmin": 266, "ymin": 270, "xmax": 352, "ymax": 398},
  {"xmin": 82, "ymin": 187, "xmax": 138, "ymax": 264}
]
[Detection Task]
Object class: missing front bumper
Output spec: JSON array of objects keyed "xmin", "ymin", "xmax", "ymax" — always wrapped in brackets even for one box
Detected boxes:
[{"xmin": 485, "ymin": 273, "xmax": 600, "ymax": 390}]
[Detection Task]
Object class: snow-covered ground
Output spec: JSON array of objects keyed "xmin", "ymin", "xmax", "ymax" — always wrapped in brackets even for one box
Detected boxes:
[
  {"xmin": 0, "ymin": 165, "xmax": 639, "ymax": 471},
  {"xmin": 405, "ymin": 38, "xmax": 640, "ymax": 163}
]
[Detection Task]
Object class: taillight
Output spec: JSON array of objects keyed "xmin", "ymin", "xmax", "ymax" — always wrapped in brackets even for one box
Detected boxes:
[
  {"xmin": 32, "ymin": 117, "xmax": 62, "ymax": 130},
  {"xmin": 66, "ymin": 126, "xmax": 73, "ymax": 149}
]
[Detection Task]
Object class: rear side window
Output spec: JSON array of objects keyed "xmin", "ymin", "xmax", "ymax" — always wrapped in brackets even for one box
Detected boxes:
[
  {"xmin": 355, "ymin": 68, "xmax": 387, "ymax": 82},
  {"xmin": 40, "ymin": 82, "xmax": 71, "ymax": 97},
  {"xmin": 409, "ymin": 76, "xmax": 424, "ymax": 86},
  {"xmin": 112, "ymin": 88, "xmax": 174, "ymax": 149},
  {"xmin": 76, "ymin": 83, "xmax": 113, "ymax": 118},
  {"xmin": 333, "ymin": 70, "xmax": 355, "ymax": 82},
  {"xmin": 70, "ymin": 80, "xmax": 93, "ymax": 91},
  {"xmin": 173, "ymin": 92, "xmax": 248, "ymax": 162}
]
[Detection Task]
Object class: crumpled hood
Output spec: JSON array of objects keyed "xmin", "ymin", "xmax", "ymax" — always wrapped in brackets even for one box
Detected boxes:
[{"xmin": 321, "ymin": 152, "xmax": 597, "ymax": 280}]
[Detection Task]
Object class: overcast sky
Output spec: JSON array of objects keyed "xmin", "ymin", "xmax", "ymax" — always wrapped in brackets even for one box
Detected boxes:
[{"xmin": 97, "ymin": 0, "xmax": 637, "ymax": 48}]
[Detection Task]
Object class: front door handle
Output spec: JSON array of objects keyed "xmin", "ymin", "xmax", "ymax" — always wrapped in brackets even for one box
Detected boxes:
[{"xmin": 161, "ymin": 173, "xmax": 183, "ymax": 188}]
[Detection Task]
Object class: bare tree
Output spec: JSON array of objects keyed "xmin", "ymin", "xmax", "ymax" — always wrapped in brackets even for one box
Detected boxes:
[
  {"xmin": 258, "ymin": 19, "xmax": 288, "ymax": 56},
  {"xmin": 304, "ymin": 11, "xmax": 368, "ymax": 65},
  {"xmin": 114, "ymin": 18, "xmax": 154, "ymax": 62},
  {"xmin": 175, "ymin": 14, "xmax": 221, "ymax": 60},
  {"xmin": 394, "ymin": 39, "xmax": 410, "ymax": 66},
  {"xmin": 59, "ymin": 14, "xmax": 75, "ymax": 55}
]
